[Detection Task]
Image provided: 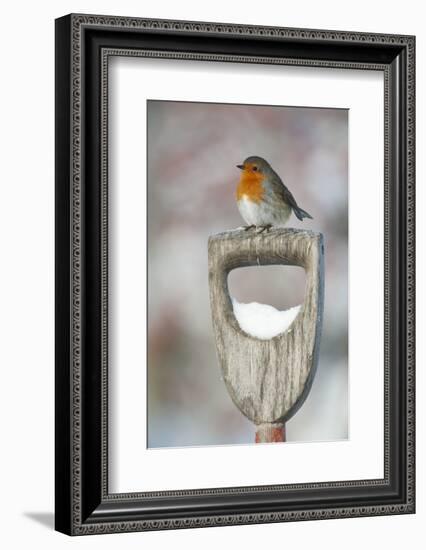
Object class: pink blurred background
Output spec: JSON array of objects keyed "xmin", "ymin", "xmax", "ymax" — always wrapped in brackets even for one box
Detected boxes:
[{"xmin": 147, "ymin": 100, "xmax": 348, "ymax": 448}]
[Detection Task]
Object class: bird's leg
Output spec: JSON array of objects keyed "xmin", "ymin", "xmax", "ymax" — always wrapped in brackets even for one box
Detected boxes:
[
  {"xmin": 244, "ymin": 224, "xmax": 256, "ymax": 231},
  {"xmin": 257, "ymin": 224, "xmax": 272, "ymax": 234}
]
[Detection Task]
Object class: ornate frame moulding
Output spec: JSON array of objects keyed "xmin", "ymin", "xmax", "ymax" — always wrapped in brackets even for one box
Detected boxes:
[{"xmin": 55, "ymin": 13, "xmax": 415, "ymax": 535}]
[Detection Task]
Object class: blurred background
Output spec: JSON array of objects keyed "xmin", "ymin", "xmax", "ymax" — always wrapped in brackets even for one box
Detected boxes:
[{"xmin": 147, "ymin": 100, "xmax": 348, "ymax": 448}]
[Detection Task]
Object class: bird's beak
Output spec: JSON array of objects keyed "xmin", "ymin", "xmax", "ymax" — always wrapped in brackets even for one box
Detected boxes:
[{"xmin": 236, "ymin": 164, "xmax": 244, "ymax": 170}]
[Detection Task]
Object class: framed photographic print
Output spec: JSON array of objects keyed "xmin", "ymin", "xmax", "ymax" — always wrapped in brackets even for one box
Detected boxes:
[{"xmin": 55, "ymin": 14, "xmax": 415, "ymax": 535}]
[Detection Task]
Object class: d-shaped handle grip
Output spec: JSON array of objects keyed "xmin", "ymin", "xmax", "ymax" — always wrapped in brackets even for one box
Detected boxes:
[{"xmin": 208, "ymin": 228, "xmax": 324, "ymax": 427}]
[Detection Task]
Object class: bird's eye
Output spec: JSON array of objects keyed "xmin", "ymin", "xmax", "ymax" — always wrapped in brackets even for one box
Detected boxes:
[{"xmin": 252, "ymin": 166, "xmax": 258, "ymax": 172}]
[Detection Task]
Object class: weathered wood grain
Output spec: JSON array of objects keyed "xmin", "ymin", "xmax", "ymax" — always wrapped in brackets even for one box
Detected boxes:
[{"xmin": 208, "ymin": 228, "xmax": 324, "ymax": 429}]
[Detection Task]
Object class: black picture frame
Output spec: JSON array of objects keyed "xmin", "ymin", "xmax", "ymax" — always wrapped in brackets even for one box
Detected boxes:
[{"xmin": 55, "ymin": 13, "xmax": 415, "ymax": 535}]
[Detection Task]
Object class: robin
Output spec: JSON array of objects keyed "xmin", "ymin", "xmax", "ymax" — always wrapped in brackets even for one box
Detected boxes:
[{"xmin": 236, "ymin": 156, "xmax": 312, "ymax": 232}]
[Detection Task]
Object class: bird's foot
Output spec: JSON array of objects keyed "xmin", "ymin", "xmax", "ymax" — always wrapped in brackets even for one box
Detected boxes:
[
  {"xmin": 244, "ymin": 224, "xmax": 256, "ymax": 231},
  {"xmin": 257, "ymin": 224, "xmax": 272, "ymax": 234}
]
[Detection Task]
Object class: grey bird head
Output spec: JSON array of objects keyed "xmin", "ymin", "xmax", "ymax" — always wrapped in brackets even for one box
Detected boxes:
[{"xmin": 236, "ymin": 156, "xmax": 275, "ymax": 176}]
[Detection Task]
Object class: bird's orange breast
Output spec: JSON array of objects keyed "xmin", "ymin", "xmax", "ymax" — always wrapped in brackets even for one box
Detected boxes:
[{"xmin": 236, "ymin": 172, "xmax": 265, "ymax": 203}]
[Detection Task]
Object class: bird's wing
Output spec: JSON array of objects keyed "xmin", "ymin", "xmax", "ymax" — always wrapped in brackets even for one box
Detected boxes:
[
  {"xmin": 268, "ymin": 172, "xmax": 300, "ymax": 210},
  {"xmin": 266, "ymin": 172, "xmax": 313, "ymax": 220}
]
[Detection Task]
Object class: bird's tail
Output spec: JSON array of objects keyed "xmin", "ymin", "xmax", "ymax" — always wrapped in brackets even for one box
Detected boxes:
[{"xmin": 294, "ymin": 207, "xmax": 313, "ymax": 221}]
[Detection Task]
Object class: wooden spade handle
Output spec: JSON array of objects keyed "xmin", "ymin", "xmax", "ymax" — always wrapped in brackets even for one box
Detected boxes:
[
  {"xmin": 255, "ymin": 423, "xmax": 286, "ymax": 443},
  {"xmin": 208, "ymin": 228, "xmax": 324, "ymax": 440}
]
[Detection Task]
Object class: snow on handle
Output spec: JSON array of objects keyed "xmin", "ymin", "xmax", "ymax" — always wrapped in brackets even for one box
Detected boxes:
[{"xmin": 232, "ymin": 299, "xmax": 301, "ymax": 340}]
